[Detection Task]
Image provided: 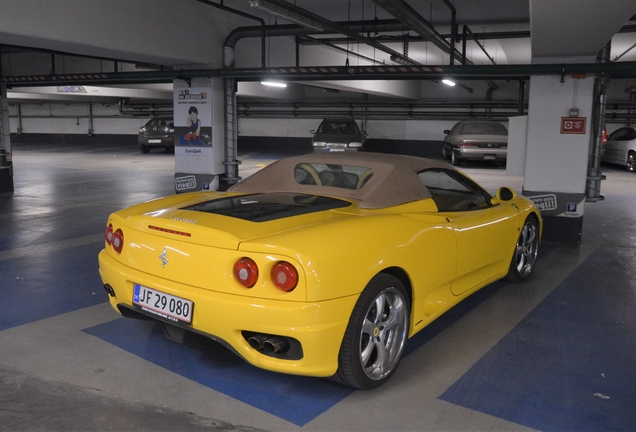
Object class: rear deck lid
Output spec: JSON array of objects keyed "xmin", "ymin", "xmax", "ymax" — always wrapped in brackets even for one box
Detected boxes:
[{"xmin": 117, "ymin": 192, "xmax": 355, "ymax": 250}]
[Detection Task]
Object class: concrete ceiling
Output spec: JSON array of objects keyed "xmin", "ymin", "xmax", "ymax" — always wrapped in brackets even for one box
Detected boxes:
[
  {"xmin": 530, "ymin": 0, "xmax": 636, "ymax": 61},
  {"xmin": 2, "ymin": 0, "xmax": 636, "ymax": 102}
]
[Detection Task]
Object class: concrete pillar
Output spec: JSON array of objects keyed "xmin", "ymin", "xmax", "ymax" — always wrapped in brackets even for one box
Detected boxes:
[
  {"xmin": 522, "ymin": 75, "xmax": 595, "ymax": 243},
  {"xmin": 506, "ymin": 115, "xmax": 528, "ymax": 177},
  {"xmin": 0, "ymin": 84, "xmax": 14, "ymax": 193},
  {"xmin": 172, "ymin": 77, "xmax": 225, "ymax": 193}
]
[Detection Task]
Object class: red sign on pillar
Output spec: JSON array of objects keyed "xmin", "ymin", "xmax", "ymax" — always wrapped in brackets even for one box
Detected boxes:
[{"xmin": 560, "ymin": 117, "xmax": 587, "ymax": 134}]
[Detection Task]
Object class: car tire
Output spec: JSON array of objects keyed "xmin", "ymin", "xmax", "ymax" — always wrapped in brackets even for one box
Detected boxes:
[
  {"xmin": 332, "ymin": 273, "xmax": 409, "ymax": 390},
  {"xmin": 140, "ymin": 145, "xmax": 150, "ymax": 154},
  {"xmin": 451, "ymin": 150, "xmax": 461, "ymax": 166},
  {"xmin": 505, "ymin": 215, "xmax": 539, "ymax": 283},
  {"xmin": 627, "ymin": 151, "xmax": 635, "ymax": 172},
  {"xmin": 442, "ymin": 145, "xmax": 449, "ymax": 159}
]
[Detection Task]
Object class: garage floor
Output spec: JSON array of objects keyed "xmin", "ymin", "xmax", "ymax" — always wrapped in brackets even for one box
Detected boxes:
[{"xmin": 1, "ymin": 141, "xmax": 635, "ymax": 432}]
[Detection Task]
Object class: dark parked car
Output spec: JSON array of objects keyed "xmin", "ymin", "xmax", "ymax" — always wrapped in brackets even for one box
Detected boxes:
[
  {"xmin": 442, "ymin": 120, "xmax": 508, "ymax": 166},
  {"xmin": 311, "ymin": 117, "xmax": 365, "ymax": 152},
  {"xmin": 601, "ymin": 126, "xmax": 636, "ymax": 172},
  {"xmin": 138, "ymin": 117, "xmax": 174, "ymax": 153}
]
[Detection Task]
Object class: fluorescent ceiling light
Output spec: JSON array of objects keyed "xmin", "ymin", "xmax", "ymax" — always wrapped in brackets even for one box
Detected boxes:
[
  {"xmin": 261, "ymin": 80, "xmax": 287, "ymax": 88},
  {"xmin": 442, "ymin": 79, "xmax": 456, "ymax": 87},
  {"xmin": 249, "ymin": 0, "xmax": 324, "ymax": 32}
]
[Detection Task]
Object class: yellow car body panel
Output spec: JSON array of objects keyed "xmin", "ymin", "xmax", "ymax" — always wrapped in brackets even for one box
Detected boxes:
[
  {"xmin": 99, "ymin": 249, "xmax": 356, "ymax": 376},
  {"xmin": 98, "ymin": 153, "xmax": 542, "ymax": 380}
]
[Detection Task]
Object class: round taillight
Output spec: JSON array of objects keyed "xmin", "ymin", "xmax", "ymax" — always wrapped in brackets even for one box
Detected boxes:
[
  {"xmin": 271, "ymin": 262, "xmax": 298, "ymax": 292},
  {"xmin": 112, "ymin": 229, "xmax": 124, "ymax": 254},
  {"xmin": 234, "ymin": 258, "xmax": 259, "ymax": 288},
  {"xmin": 104, "ymin": 224, "xmax": 113, "ymax": 245}
]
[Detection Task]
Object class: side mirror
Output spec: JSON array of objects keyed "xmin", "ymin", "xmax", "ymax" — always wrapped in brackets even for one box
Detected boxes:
[
  {"xmin": 310, "ymin": 130, "xmax": 315, "ymax": 134},
  {"xmin": 492, "ymin": 187, "xmax": 517, "ymax": 205},
  {"xmin": 443, "ymin": 129, "xmax": 451, "ymax": 134}
]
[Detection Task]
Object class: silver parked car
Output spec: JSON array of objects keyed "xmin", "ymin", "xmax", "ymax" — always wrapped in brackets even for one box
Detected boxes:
[
  {"xmin": 310, "ymin": 117, "xmax": 365, "ymax": 152},
  {"xmin": 602, "ymin": 127, "xmax": 636, "ymax": 172},
  {"xmin": 442, "ymin": 120, "xmax": 508, "ymax": 166}
]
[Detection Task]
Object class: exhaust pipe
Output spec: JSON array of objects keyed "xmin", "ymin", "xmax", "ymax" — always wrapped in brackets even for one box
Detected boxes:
[
  {"xmin": 103, "ymin": 284, "xmax": 115, "ymax": 297},
  {"xmin": 242, "ymin": 331, "xmax": 302, "ymax": 359},
  {"xmin": 247, "ymin": 334, "xmax": 269, "ymax": 350},
  {"xmin": 262, "ymin": 337, "xmax": 290, "ymax": 354}
]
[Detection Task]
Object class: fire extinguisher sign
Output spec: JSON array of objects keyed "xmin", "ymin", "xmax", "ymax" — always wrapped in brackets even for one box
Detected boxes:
[{"xmin": 561, "ymin": 117, "xmax": 587, "ymax": 134}]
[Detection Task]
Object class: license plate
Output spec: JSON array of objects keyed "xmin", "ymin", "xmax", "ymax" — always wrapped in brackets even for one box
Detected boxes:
[
  {"xmin": 133, "ymin": 283, "xmax": 193, "ymax": 324},
  {"xmin": 484, "ymin": 155, "xmax": 496, "ymax": 160},
  {"xmin": 148, "ymin": 139, "xmax": 162, "ymax": 143},
  {"xmin": 328, "ymin": 148, "xmax": 346, "ymax": 152}
]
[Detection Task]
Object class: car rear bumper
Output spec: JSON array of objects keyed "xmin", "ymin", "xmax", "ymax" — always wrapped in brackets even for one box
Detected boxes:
[
  {"xmin": 98, "ymin": 249, "xmax": 356, "ymax": 377},
  {"xmin": 312, "ymin": 145, "xmax": 362, "ymax": 153},
  {"xmin": 457, "ymin": 147, "xmax": 507, "ymax": 160},
  {"xmin": 138, "ymin": 135, "xmax": 175, "ymax": 147}
]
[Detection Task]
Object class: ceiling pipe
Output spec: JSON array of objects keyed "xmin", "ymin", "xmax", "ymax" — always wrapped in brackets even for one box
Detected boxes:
[
  {"xmin": 442, "ymin": 0, "xmax": 457, "ymax": 65},
  {"xmin": 302, "ymin": 35, "xmax": 385, "ymax": 65},
  {"xmin": 370, "ymin": 0, "xmax": 498, "ymax": 92},
  {"xmin": 225, "ymin": 19, "xmax": 408, "ymax": 48},
  {"xmin": 371, "ymin": 0, "xmax": 453, "ymax": 56},
  {"xmin": 625, "ymin": 86, "xmax": 636, "ymax": 126},
  {"xmin": 518, "ymin": 80, "xmax": 526, "ymax": 116},
  {"xmin": 462, "ymin": 25, "xmax": 497, "ymax": 65},
  {"xmin": 224, "ymin": 19, "xmax": 410, "ymax": 68},
  {"xmin": 195, "ymin": 0, "xmax": 267, "ymax": 68},
  {"xmin": 249, "ymin": 0, "xmax": 325, "ymax": 30},
  {"xmin": 239, "ymin": 100, "xmax": 524, "ymax": 109},
  {"xmin": 13, "ymin": 97, "xmax": 636, "ymax": 122},
  {"xmin": 236, "ymin": 109, "xmax": 520, "ymax": 121},
  {"xmin": 586, "ymin": 41, "xmax": 611, "ymax": 203},
  {"xmin": 248, "ymin": 0, "xmax": 421, "ymax": 66},
  {"xmin": 298, "ymin": 30, "xmax": 532, "ymax": 49}
]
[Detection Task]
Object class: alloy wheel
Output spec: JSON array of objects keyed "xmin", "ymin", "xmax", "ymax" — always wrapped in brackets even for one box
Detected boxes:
[
  {"xmin": 515, "ymin": 220, "xmax": 539, "ymax": 278},
  {"xmin": 358, "ymin": 287, "xmax": 408, "ymax": 381}
]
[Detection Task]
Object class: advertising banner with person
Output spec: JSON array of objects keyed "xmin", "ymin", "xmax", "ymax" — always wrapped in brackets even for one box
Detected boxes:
[{"xmin": 173, "ymin": 82, "xmax": 218, "ymax": 192}]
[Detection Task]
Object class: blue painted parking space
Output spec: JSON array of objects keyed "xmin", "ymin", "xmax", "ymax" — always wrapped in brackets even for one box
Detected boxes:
[
  {"xmin": 83, "ymin": 318, "xmax": 355, "ymax": 426},
  {"xmin": 83, "ymin": 247, "xmax": 555, "ymax": 425},
  {"xmin": 440, "ymin": 246, "xmax": 636, "ymax": 431},
  {"xmin": 0, "ymin": 242, "xmax": 106, "ymax": 331},
  {"xmin": 83, "ymin": 278, "xmax": 512, "ymax": 425}
]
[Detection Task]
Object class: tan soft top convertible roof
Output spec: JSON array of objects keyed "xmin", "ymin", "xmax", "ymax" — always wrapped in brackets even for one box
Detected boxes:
[{"xmin": 228, "ymin": 152, "xmax": 455, "ymax": 209}]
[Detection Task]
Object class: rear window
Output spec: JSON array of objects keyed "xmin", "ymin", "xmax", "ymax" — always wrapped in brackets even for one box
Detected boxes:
[
  {"xmin": 294, "ymin": 163, "xmax": 373, "ymax": 190},
  {"xmin": 181, "ymin": 193, "xmax": 351, "ymax": 222},
  {"xmin": 457, "ymin": 122, "xmax": 507, "ymax": 135},
  {"xmin": 146, "ymin": 118, "xmax": 173, "ymax": 127}
]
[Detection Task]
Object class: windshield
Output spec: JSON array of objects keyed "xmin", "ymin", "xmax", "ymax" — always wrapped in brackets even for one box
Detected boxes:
[{"xmin": 317, "ymin": 121, "xmax": 359, "ymax": 135}]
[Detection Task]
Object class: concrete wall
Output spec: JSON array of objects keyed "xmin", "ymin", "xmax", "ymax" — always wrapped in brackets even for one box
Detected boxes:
[
  {"xmin": 9, "ymin": 103, "xmax": 145, "ymax": 136},
  {"xmin": 9, "ymin": 102, "xmax": 501, "ymax": 141}
]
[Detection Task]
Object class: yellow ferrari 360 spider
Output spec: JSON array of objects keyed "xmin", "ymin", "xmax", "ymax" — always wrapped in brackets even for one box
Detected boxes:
[{"xmin": 98, "ymin": 152, "xmax": 541, "ymax": 389}]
